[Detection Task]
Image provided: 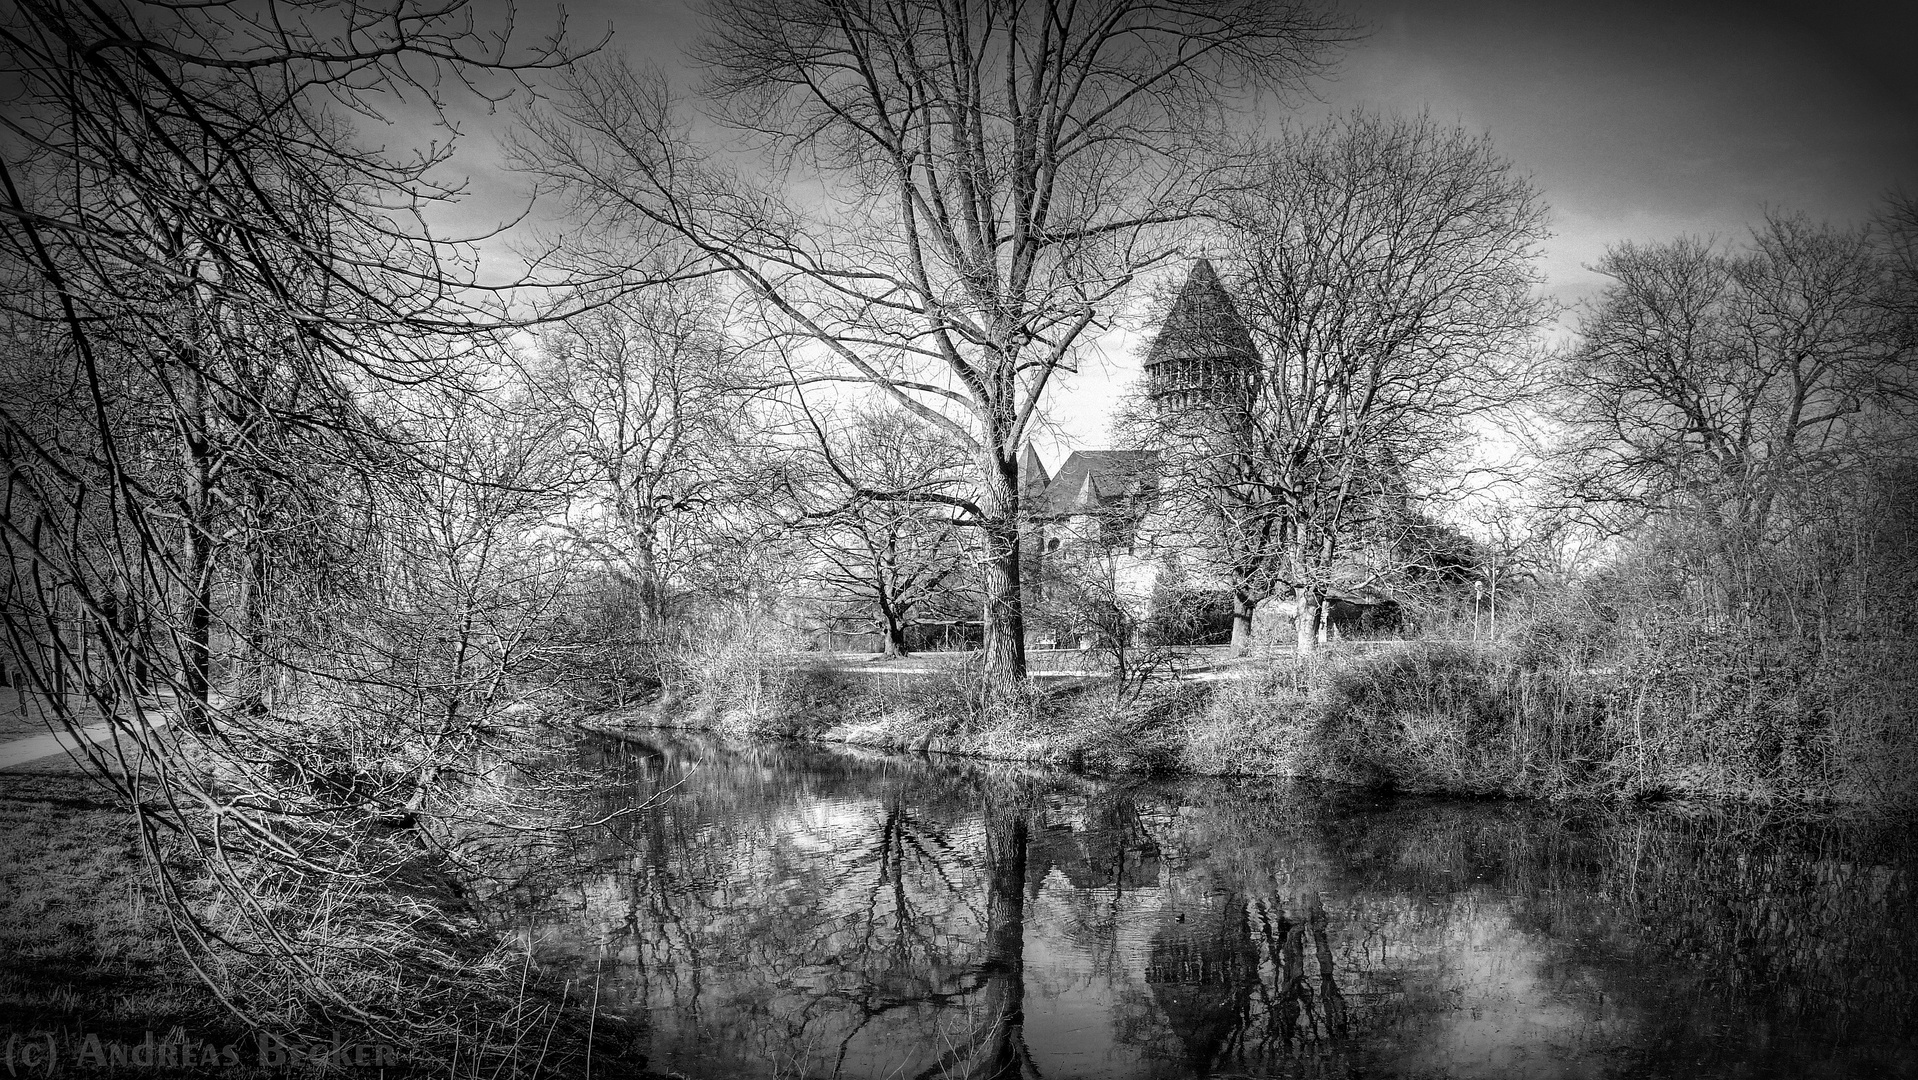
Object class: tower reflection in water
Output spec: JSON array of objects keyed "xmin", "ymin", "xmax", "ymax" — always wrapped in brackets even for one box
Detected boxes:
[{"xmin": 497, "ymin": 735, "xmax": 1917, "ymax": 1080}]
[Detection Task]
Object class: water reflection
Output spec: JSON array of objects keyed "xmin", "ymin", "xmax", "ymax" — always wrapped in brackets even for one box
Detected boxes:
[{"xmin": 502, "ymin": 735, "xmax": 1918, "ymax": 1079}]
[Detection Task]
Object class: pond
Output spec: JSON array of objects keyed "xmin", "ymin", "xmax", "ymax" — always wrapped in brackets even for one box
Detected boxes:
[{"xmin": 506, "ymin": 733, "xmax": 1918, "ymax": 1079}]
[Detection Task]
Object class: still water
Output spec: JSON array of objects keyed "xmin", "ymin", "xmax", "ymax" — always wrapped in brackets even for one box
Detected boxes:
[{"xmin": 511, "ymin": 733, "xmax": 1917, "ymax": 1079}]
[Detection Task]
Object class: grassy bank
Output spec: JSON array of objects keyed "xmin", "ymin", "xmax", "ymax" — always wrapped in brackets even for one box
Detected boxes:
[
  {"xmin": 0, "ymin": 769, "xmax": 231, "ymax": 1049},
  {"xmin": 1189, "ymin": 638, "xmax": 1918, "ymax": 807},
  {"xmin": 0, "ymin": 750, "xmax": 658, "ymax": 1078},
  {"xmin": 607, "ymin": 637, "xmax": 1918, "ymax": 810}
]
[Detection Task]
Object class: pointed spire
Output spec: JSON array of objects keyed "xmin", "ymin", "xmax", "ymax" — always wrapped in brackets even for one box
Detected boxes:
[
  {"xmin": 1019, "ymin": 443, "xmax": 1048, "ymax": 507},
  {"xmin": 1142, "ymin": 258, "xmax": 1258, "ymax": 370}
]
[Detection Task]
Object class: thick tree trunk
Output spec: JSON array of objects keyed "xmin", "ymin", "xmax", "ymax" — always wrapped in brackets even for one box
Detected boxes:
[
  {"xmin": 880, "ymin": 606, "xmax": 908, "ymax": 658},
  {"xmin": 1293, "ymin": 586, "xmax": 1323, "ymax": 657},
  {"xmin": 234, "ymin": 476, "xmax": 276, "ymax": 716},
  {"xmin": 967, "ymin": 797, "xmax": 1030, "ymax": 1079},
  {"xmin": 632, "ymin": 513, "xmax": 662, "ymax": 633},
  {"xmin": 236, "ymin": 540, "xmax": 270, "ymax": 715},
  {"xmin": 978, "ymin": 452, "xmax": 1027, "ymax": 688},
  {"xmin": 1229, "ymin": 586, "xmax": 1256, "ymax": 658}
]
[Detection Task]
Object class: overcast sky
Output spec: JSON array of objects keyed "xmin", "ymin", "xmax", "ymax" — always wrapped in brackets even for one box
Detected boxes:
[{"xmin": 470, "ymin": 0, "xmax": 1917, "ymax": 459}]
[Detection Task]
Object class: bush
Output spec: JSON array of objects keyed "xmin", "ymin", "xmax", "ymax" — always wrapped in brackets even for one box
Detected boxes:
[
  {"xmin": 537, "ymin": 575, "xmax": 665, "ymax": 708},
  {"xmin": 624, "ymin": 616, "xmax": 1918, "ymax": 810},
  {"xmin": 1184, "ymin": 642, "xmax": 1610, "ymax": 797},
  {"xmin": 1041, "ymin": 681, "xmax": 1206, "ymax": 775},
  {"xmin": 1310, "ymin": 642, "xmax": 1534, "ymax": 795},
  {"xmin": 1180, "ymin": 665, "xmax": 1320, "ymax": 778}
]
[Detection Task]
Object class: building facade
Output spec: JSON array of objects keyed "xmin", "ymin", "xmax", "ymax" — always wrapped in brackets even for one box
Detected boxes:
[{"xmin": 1022, "ymin": 258, "xmax": 1401, "ymax": 650}]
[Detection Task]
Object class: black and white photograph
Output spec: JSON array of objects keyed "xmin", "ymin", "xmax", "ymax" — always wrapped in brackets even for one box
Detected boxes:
[{"xmin": 2, "ymin": 0, "xmax": 1914, "ymax": 1075}]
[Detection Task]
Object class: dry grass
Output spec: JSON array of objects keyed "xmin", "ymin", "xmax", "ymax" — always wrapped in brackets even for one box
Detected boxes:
[
  {"xmin": 0, "ymin": 747, "xmax": 659, "ymax": 1079},
  {"xmin": 611, "ymin": 654, "xmax": 1209, "ymax": 776},
  {"xmin": 633, "ymin": 633, "xmax": 1918, "ymax": 812},
  {"xmin": 0, "ymin": 769, "xmax": 258, "ymax": 1057},
  {"xmin": 1178, "ymin": 665, "xmax": 1326, "ymax": 780},
  {"xmin": 1178, "ymin": 636, "xmax": 1918, "ymax": 808}
]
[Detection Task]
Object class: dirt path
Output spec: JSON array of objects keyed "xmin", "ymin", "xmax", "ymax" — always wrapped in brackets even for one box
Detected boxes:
[{"xmin": 0, "ymin": 696, "xmax": 172, "ymax": 771}]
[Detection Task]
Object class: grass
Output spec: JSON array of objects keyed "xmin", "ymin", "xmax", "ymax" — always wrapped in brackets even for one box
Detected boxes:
[
  {"xmin": 605, "ymin": 635, "xmax": 1918, "ymax": 811},
  {"xmin": 598, "ymin": 649, "xmax": 1200, "ymax": 774},
  {"xmin": 0, "ymin": 752, "xmax": 668, "ymax": 1079},
  {"xmin": 1182, "ymin": 643, "xmax": 1603, "ymax": 795},
  {"xmin": 0, "ymin": 687, "xmax": 109, "ymax": 737},
  {"xmin": 0, "ymin": 767, "xmax": 271, "ymax": 1069},
  {"xmin": 1186, "ymin": 637, "xmax": 1918, "ymax": 807}
]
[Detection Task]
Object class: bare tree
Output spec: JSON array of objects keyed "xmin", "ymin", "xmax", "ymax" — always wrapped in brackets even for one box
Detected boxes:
[
  {"xmin": 1875, "ymin": 190, "xmax": 1918, "ymax": 360},
  {"xmin": 357, "ymin": 377, "xmax": 575, "ymax": 768},
  {"xmin": 0, "ymin": 0, "xmax": 580, "ymax": 729},
  {"xmin": 1034, "ymin": 536, "xmax": 1203, "ymax": 694},
  {"xmin": 0, "ymin": 0, "xmax": 617, "ymax": 1058},
  {"xmin": 533, "ymin": 279, "xmax": 763, "ymax": 633},
  {"xmin": 1459, "ymin": 496, "xmax": 1567, "ymax": 639},
  {"xmin": 512, "ymin": 0, "xmax": 1353, "ymax": 686},
  {"xmin": 1547, "ymin": 210, "xmax": 1917, "ymax": 631},
  {"xmin": 791, "ymin": 408, "xmax": 977, "ymax": 658},
  {"xmin": 1133, "ymin": 111, "xmax": 1551, "ymax": 655},
  {"xmin": 1552, "ymin": 213, "xmax": 1915, "ymax": 542}
]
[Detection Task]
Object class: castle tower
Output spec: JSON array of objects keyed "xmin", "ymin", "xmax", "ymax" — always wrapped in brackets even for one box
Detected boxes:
[{"xmin": 1142, "ymin": 258, "xmax": 1259, "ymax": 413}]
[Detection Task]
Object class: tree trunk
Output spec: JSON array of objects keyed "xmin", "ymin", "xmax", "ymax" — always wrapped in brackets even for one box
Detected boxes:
[
  {"xmin": 1293, "ymin": 587, "xmax": 1323, "ymax": 657},
  {"xmin": 236, "ymin": 480, "xmax": 272, "ymax": 716},
  {"xmin": 115, "ymin": 592, "xmax": 153, "ymax": 695},
  {"xmin": 178, "ymin": 359, "xmax": 216, "ymax": 732},
  {"xmin": 967, "ymin": 797, "xmax": 1030, "ymax": 1079},
  {"xmin": 978, "ymin": 451, "xmax": 1027, "ymax": 687},
  {"xmin": 1229, "ymin": 586, "xmax": 1256, "ymax": 658},
  {"xmin": 880, "ymin": 606, "xmax": 908, "ymax": 658},
  {"xmin": 632, "ymin": 512, "xmax": 662, "ymax": 633}
]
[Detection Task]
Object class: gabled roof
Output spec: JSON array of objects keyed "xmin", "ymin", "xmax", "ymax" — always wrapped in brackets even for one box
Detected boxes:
[
  {"xmin": 1142, "ymin": 258, "xmax": 1258, "ymax": 370},
  {"xmin": 1035, "ymin": 450, "xmax": 1159, "ymax": 517}
]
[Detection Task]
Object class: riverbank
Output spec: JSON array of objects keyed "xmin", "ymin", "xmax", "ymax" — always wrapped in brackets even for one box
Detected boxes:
[
  {"xmin": 0, "ymin": 765, "xmax": 238, "ymax": 1054},
  {"xmin": 592, "ymin": 638, "xmax": 1918, "ymax": 811},
  {"xmin": 0, "ymin": 743, "xmax": 660, "ymax": 1078}
]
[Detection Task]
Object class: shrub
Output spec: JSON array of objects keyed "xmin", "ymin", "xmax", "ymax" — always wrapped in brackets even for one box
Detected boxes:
[
  {"xmin": 1182, "ymin": 642, "xmax": 1610, "ymax": 796},
  {"xmin": 1181, "ymin": 665, "xmax": 1322, "ymax": 778}
]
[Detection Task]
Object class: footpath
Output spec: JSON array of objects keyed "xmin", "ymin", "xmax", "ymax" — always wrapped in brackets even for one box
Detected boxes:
[{"xmin": 0, "ymin": 694, "xmax": 173, "ymax": 771}]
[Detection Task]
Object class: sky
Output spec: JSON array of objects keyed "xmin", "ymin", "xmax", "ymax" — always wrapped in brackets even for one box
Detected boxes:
[
  {"xmin": 452, "ymin": 0, "xmax": 1918, "ymax": 462},
  {"xmin": 1322, "ymin": 0, "xmax": 1918, "ymax": 315}
]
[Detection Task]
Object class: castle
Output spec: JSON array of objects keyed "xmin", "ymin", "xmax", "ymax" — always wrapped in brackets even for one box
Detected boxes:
[
  {"xmin": 808, "ymin": 258, "xmax": 1400, "ymax": 654},
  {"xmin": 1020, "ymin": 258, "xmax": 1255, "ymax": 646},
  {"xmin": 1022, "ymin": 258, "xmax": 1399, "ymax": 650}
]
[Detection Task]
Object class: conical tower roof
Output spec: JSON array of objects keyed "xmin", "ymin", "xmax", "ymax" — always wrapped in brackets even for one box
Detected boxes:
[
  {"xmin": 1018, "ymin": 443, "xmax": 1049, "ymax": 508},
  {"xmin": 1142, "ymin": 258, "xmax": 1258, "ymax": 370}
]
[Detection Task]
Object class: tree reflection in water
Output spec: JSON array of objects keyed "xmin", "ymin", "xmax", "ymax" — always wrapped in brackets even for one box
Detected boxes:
[
  {"xmin": 495, "ymin": 734, "xmax": 1918, "ymax": 1080},
  {"xmin": 925, "ymin": 795, "xmax": 1041, "ymax": 1080}
]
